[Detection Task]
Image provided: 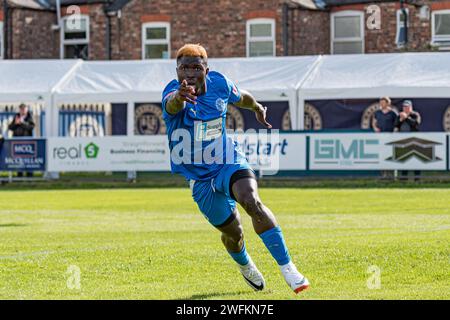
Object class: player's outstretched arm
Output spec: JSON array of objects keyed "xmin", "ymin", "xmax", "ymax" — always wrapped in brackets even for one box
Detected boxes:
[
  {"xmin": 165, "ymin": 80, "xmax": 197, "ymax": 115},
  {"xmin": 234, "ymin": 90, "xmax": 272, "ymax": 129}
]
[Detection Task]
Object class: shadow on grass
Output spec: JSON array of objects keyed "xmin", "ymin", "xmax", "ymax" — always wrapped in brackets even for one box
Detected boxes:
[
  {"xmin": 0, "ymin": 223, "xmax": 28, "ymax": 228},
  {"xmin": 176, "ymin": 290, "xmax": 250, "ymax": 300}
]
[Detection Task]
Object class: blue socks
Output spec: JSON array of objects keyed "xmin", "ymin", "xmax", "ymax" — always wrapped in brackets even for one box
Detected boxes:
[
  {"xmin": 228, "ymin": 242, "xmax": 250, "ymax": 266},
  {"xmin": 227, "ymin": 227, "xmax": 291, "ymax": 267},
  {"xmin": 259, "ymin": 226, "xmax": 291, "ymax": 266}
]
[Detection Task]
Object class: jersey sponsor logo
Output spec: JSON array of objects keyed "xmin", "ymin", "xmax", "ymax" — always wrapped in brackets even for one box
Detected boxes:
[{"xmin": 194, "ymin": 117, "xmax": 223, "ymax": 141}]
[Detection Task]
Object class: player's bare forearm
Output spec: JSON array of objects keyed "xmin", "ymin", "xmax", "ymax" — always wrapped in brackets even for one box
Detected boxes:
[
  {"xmin": 165, "ymin": 94, "xmax": 185, "ymax": 115},
  {"xmin": 234, "ymin": 90, "xmax": 272, "ymax": 129},
  {"xmin": 234, "ymin": 90, "xmax": 261, "ymax": 111},
  {"xmin": 165, "ymin": 79, "xmax": 197, "ymax": 115}
]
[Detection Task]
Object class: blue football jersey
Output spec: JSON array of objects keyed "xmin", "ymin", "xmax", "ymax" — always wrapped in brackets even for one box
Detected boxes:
[{"xmin": 162, "ymin": 71, "xmax": 247, "ymax": 181}]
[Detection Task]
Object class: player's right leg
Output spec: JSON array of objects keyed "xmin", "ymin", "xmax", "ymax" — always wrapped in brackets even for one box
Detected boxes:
[
  {"xmin": 190, "ymin": 179, "xmax": 265, "ymax": 291},
  {"xmin": 231, "ymin": 176, "xmax": 310, "ymax": 294},
  {"xmin": 215, "ymin": 209, "xmax": 265, "ymax": 291}
]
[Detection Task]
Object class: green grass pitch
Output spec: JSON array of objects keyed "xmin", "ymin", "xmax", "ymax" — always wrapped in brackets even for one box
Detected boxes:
[{"xmin": 0, "ymin": 188, "xmax": 449, "ymax": 300}]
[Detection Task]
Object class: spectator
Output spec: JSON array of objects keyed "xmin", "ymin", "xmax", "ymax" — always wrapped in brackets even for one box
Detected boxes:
[
  {"xmin": 394, "ymin": 100, "xmax": 421, "ymax": 132},
  {"xmin": 8, "ymin": 103, "xmax": 35, "ymax": 178},
  {"xmin": 8, "ymin": 104, "xmax": 35, "ymax": 137},
  {"xmin": 372, "ymin": 97, "xmax": 397, "ymax": 132},
  {"xmin": 372, "ymin": 97, "xmax": 397, "ymax": 179},
  {"xmin": 394, "ymin": 100, "xmax": 421, "ymax": 180}
]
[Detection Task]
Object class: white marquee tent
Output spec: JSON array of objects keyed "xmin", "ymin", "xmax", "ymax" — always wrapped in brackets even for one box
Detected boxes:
[
  {"xmin": 0, "ymin": 59, "xmax": 81, "ymax": 136},
  {"xmin": 297, "ymin": 52, "xmax": 450, "ymax": 128},
  {"xmin": 1, "ymin": 53, "xmax": 450, "ymax": 135},
  {"xmin": 52, "ymin": 56, "xmax": 321, "ymax": 132}
]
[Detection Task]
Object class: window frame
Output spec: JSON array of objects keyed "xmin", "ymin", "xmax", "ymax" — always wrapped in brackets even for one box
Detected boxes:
[
  {"xmin": 396, "ymin": 8, "xmax": 409, "ymax": 47},
  {"xmin": 431, "ymin": 9, "xmax": 450, "ymax": 45},
  {"xmin": 246, "ymin": 18, "xmax": 276, "ymax": 58},
  {"xmin": 331, "ymin": 10, "xmax": 365, "ymax": 54},
  {"xmin": 141, "ymin": 22, "xmax": 171, "ymax": 60},
  {"xmin": 60, "ymin": 14, "xmax": 90, "ymax": 59}
]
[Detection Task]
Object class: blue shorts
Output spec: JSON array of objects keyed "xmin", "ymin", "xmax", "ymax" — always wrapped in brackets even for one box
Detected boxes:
[{"xmin": 190, "ymin": 162, "xmax": 253, "ymax": 227}]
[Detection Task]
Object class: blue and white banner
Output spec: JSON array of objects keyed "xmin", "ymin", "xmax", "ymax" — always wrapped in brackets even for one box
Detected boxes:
[
  {"xmin": 59, "ymin": 110, "xmax": 106, "ymax": 137},
  {"xmin": 28, "ymin": 132, "xmax": 450, "ymax": 172},
  {"xmin": 132, "ymin": 102, "xmax": 292, "ymax": 136},
  {"xmin": 309, "ymin": 133, "xmax": 447, "ymax": 170},
  {"xmin": 305, "ymin": 98, "xmax": 450, "ymax": 131},
  {"xmin": 0, "ymin": 138, "xmax": 46, "ymax": 171},
  {"xmin": 46, "ymin": 133, "xmax": 307, "ymax": 172}
]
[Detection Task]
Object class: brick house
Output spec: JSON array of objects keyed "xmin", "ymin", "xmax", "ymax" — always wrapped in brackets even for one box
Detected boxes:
[{"xmin": 1, "ymin": 0, "xmax": 450, "ymax": 60}]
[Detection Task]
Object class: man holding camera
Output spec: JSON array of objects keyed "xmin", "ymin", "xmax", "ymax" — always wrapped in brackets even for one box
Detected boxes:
[
  {"xmin": 8, "ymin": 103, "xmax": 35, "ymax": 178},
  {"xmin": 394, "ymin": 100, "xmax": 422, "ymax": 180}
]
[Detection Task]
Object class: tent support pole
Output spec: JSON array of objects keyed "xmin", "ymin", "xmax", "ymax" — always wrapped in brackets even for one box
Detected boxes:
[
  {"xmin": 298, "ymin": 98, "xmax": 305, "ymax": 130},
  {"xmin": 126, "ymin": 101, "xmax": 136, "ymax": 182},
  {"xmin": 46, "ymin": 94, "xmax": 60, "ymax": 180}
]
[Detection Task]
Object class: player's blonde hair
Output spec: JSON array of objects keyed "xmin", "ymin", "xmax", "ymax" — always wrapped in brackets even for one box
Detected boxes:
[{"xmin": 176, "ymin": 44, "xmax": 208, "ymax": 61}]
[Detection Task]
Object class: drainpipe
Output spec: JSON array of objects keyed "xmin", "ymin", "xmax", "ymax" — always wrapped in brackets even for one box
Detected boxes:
[
  {"xmin": 52, "ymin": 0, "xmax": 62, "ymax": 59},
  {"xmin": 282, "ymin": 2, "xmax": 289, "ymax": 56},
  {"xmin": 104, "ymin": 5, "xmax": 112, "ymax": 60},
  {"xmin": 55, "ymin": 0, "xmax": 61, "ymax": 27},
  {"xmin": 3, "ymin": 0, "xmax": 8, "ymax": 59},
  {"xmin": 400, "ymin": 0, "xmax": 408, "ymax": 46}
]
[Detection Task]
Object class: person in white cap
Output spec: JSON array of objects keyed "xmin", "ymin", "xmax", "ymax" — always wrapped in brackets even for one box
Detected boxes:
[
  {"xmin": 394, "ymin": 100, "xmax": 421, "ymax": 132},
  {"xmin": 394, "ymin": 100, "xmax": 422, "ymax": 180}
]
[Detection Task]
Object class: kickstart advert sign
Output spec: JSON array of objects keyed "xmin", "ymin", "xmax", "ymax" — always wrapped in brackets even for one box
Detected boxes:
[
  {"xmin": 309, "ymin": 133, "xmax": 447, "ymax": 170},
  {"xmin": 230, "ymin": 131, "xmax": 306, "ymax": 173},
  {"xmin": 0, "ymin": 139, "xmax": 46, "ymax": 171},
  {"xmin": 47, "ymin": 136, "xmax": 171, "ymax": 172}
]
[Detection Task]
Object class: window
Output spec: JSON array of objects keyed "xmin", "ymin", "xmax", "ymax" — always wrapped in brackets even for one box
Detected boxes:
[
  {"xmin": 0, "ymin": 22, "xmax": 3, "ymax": 59},
  {"xmin": 432, "ymin": 10, "xmax": 450, "ymax": 48},
  {"xmin": 396, "ymin": 9, "xmax": 409, "ymax": 47},
  {"xmin": 331, "ymin": 11, "xmax": 364, "ymax": 54},
  {"xmin": 61, "ymin": 15, "xmax": 89, "ymax": 59},
  {"xmin": 246, "ymin": 19, "xmax": 275, "ymax": 57},
  {"xmin": 142, "ymin": 22, "xmax": 170, "ymax": 59}
]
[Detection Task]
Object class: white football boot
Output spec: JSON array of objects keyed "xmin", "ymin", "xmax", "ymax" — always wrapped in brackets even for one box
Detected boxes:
[
  {"xmin": 280, "ymin": 261, "xmax": 310, "ymax": 293},
  {"xmin": 238, "ymin": 258, "xmax": 265, "ymax": 291}
]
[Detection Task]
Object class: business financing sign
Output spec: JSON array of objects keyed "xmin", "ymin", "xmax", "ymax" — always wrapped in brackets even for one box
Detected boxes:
[{"xmin": 47, "ymin": 136, "xmax": 170, "ymax": 172}]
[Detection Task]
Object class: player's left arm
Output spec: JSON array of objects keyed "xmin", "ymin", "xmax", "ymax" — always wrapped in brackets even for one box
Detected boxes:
[{"xmin": 233, "ymin": 89, "xmax": 272, "ymax": 129}]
